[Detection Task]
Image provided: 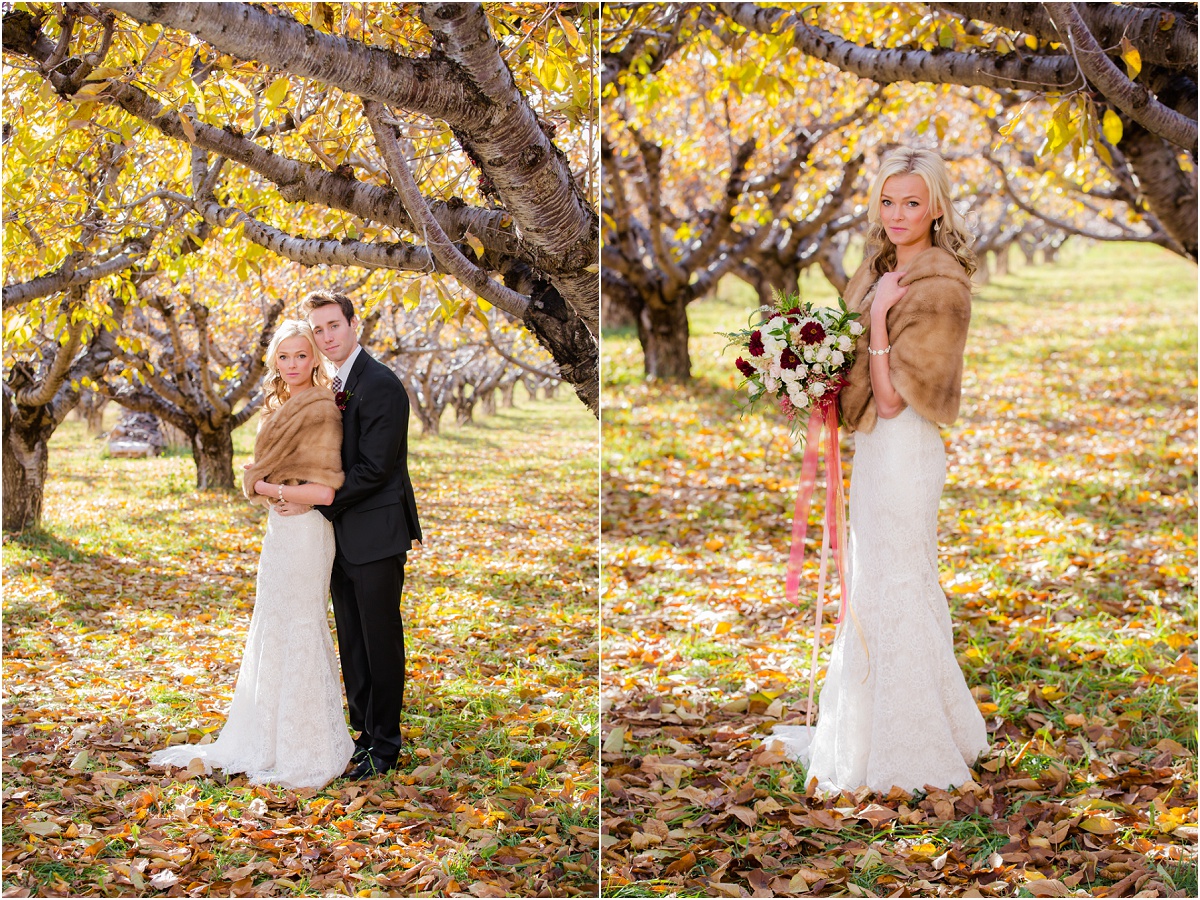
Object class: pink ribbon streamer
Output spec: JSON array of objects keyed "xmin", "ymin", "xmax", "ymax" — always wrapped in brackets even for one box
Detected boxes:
[{"xmin": 784, "ymin": 397, "xmax": 850, "ymax": 728}]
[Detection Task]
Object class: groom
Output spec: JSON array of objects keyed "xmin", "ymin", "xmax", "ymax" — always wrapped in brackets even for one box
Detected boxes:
[{"xmin": 290, "ymin": 290, "xmax": 421, "ymax": 779}]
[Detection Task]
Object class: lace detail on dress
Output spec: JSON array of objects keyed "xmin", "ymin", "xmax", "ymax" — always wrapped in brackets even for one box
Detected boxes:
[
  {"xmin": 774, "ymin": 407, "xmax": 988, "ymax": 793},
  {"xmin": 150, "ymin": 508, "xmax": 353, "ymax": 789}
]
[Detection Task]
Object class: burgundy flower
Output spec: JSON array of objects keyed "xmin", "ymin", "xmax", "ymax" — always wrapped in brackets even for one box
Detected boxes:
[
  {"xmin": 747, "ymin": 330, "xmax": 765, "ymax": 357},
  {"xmin": 784, "ymin": 307, "xmax": 803, "ymax": 316},
  {"xmin": 799, "ymin": 321, "xmax": 826, "ymax": 345},
  {"xmin": 735, "ymin": 357, "xmax": 756, "ymax": 377},
  {"xmin": 779, "ymin": 347, "xmax": 801, "ymax": 370},
  {"xmin": 335, "ymin": 390, "xmax": 352, "ymax": 411}
]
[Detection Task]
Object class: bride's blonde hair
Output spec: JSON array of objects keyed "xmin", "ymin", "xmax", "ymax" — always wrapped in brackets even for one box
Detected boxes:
[
  {"xmin": 864, "ymin": 146, "xmax": 976, "ymax": 279},
  {"xmin": 261, "ymin": 320, "xmax": 331, "ymax": 415}
]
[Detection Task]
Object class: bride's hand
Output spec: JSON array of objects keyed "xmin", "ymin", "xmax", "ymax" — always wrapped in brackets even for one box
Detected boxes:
[
  {"xmin": 873, "ymin": 271, "xmax": 908, "ymax": 317},
  {"xmin": 277, "ymin": 501, "xmax": 312, "ymax": 516}
]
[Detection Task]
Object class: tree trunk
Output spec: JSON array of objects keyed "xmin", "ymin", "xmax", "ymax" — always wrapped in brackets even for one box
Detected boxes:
[
  {"xmin": 1043, "ymin": 241, "xmax": 1062, "ymax": 264},
  {"xmin": 544, "ymin": 382, "xmax": 559, "ymax": 399},
  {"xmin": 191, "ymin": 426, "xmax": 235, "ymax": 490},
  {"xmin": 415, "ymin": 405, "xmax": 442, "ymax": 435},
  {"xmin": 601, "ymin": 291, "xmax": 638, "ymax": 330},
  {"xmin": 2, "ymin": 402, "xmax": 51, "ymax": 532},
  {"xmin": 638, "ymin": 295, "xmax": 692, "ymax": 381},
  {"xmin": 453, "ymin": 392, "xmax": 475, "ymax": 426},
  {"xmin": 1019, "ymin": 237, "xmax": 1038, "ymax": 266},
  {"xmin": 78, "ymin": 391, "xmax": 109, "ymax": 437},
  {"xmin": 1122, "ymin": 122, "xmax": 1198, "ymax": 261},
  {"xmin": 479, "ymin": 387, "xmax": 497, "ymax": 416},
  {"xmin": 993, "ymin": 243, "xmax": 1011, "ymax": 277},
  {"xmin": 499, "ymin": 381, "xmax": 517, "ymax": 408}
]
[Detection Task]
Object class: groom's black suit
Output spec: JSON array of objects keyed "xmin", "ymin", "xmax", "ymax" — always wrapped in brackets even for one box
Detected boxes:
[{"xmin": 318, "ymin": 348, "xmax": 421, "ymax": 763}]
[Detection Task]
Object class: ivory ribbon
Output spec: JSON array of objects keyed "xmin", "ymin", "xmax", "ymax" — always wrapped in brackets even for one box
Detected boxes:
[{"xmin": 784, "ymin": 397, "xmax": 852, "ymax": 728}]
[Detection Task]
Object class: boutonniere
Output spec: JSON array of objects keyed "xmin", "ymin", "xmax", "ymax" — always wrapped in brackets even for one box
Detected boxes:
[{"xmin": 335, "ymin": 390, "xmax": 353, "ymax": 411}]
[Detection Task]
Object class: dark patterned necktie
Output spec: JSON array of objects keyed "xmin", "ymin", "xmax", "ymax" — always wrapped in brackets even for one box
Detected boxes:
[{"xmin": 332, "ymin": 375, "xmax": 343, "ymax": 392}]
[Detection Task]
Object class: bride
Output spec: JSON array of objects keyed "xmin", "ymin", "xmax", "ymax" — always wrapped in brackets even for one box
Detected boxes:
[
  {"xmin": 775, "ymin": 147, "xmax": 989, "ymax": 793},
  {"xmin": 150, "ymin": 320, "xmax": 354, "ymax": 789}
]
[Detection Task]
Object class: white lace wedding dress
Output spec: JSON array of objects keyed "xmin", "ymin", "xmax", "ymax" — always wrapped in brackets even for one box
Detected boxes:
[
  {"xmin": 773, "ymin": 406, "xmax": 989, "ymax": 793},
  {"xmin": 151, "ymin": 507, "xmax": 353, "ymax": 789}
]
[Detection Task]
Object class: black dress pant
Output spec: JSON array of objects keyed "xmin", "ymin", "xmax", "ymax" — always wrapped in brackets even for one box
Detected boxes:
[{"xmin": 329, "ymin": 551, "xmax": 406, "ymax": 760}]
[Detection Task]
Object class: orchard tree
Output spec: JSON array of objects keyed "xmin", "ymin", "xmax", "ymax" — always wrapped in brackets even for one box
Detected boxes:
[
  {"xmin": 3, "ymin": 2, "xmax": 601, "ymax": 414},
  {"xmin": 716, "ymin": 2, "xmax": 1196, "ymax": 260},
  {"xmin": 602, "ymin": 6, "xmax": 884, "ymax": 380}
]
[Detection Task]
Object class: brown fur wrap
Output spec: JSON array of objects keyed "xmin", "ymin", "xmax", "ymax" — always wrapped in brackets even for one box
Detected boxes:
[
  {"xmin": 242, "ymin": 387, "xmax": 345, "ymax": 504},
  {"xmin": 838, "ymin": 246, "xmax": 972, "ymax": 433}
]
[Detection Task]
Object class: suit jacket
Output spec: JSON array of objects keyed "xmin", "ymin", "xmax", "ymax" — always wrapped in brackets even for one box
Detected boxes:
[{"xmin": 318, "ymin": 349, "xmax": 422, "ymax": 565}]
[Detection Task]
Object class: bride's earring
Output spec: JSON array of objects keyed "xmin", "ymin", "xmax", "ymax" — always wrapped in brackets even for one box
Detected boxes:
[{"xmin": 933, "ymin": 218, "xmax": 942, "ymax": 233}]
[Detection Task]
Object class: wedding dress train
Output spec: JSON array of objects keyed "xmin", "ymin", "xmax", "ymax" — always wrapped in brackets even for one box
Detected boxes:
[
  {"xmin": 773, "ymin": 407, "xmax": 989, "ymax": 793},
  {"xmin": 151, "ymin": 508, "xmax": 353, "ymax": 789}
]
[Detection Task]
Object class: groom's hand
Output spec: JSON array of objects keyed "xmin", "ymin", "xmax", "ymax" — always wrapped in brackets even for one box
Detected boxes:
[{"xmin": 277, "ymin": 501, "xmax": 312, "ymax": 516}]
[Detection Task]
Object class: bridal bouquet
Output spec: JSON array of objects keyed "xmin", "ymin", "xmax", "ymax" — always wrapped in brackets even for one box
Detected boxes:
[
  {"xmin": 724, "ymin": 293, "xmax": 863, "ymax": 729},
  {"xmin": 724, "ymin": 294, "xmax": 863, "ymax": 434}
]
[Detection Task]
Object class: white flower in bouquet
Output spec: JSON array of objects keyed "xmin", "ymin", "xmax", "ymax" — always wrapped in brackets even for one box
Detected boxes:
[
  {"xmin": 831, "ymin": 349, "xmax": 845, "ymax": 367},
  {"xmin": 780, "ymin": 367, "xmax": 800, "ymax": 385},
  {"xmin": 764, "ymin": 373, "xmax": 780, "ymax": 393},
  {"xmin": 792, "ymin": 389, "xmax": 810, "ymax": 409},
  {"xmin": 766, "ymin": 316, "xmax": 785, "ymax": 332},
  {"xmin": 838, "ymin": 335, "xmax": 852, "ymax": 351},
  {"xmin": 811, "ymin": 362, "xmax": 824, "ymax": 374},
  {"xmin": 849, "ymin": 321, "xmax": 864, "ymax": 335},
  {"xmin": 816, "ymin": 346, "xmax": 831, "ymax": 363},
  {"xmin": 786, "ymin": 380, "xmax": 806, "ymax": 407},
  {"xmin": 761, "ymin": 331, "xmax": 786, "ymax": 355},
  {"xmin": 768, "ymin": 359, "xmax": 783, "ymax": 379},
  {"xmin": 804, "ymin": 346, "xmax": 816, "ymax": 362},
  {"xmin": 810, "ymin": 382, "xmax": 827, "ymax": 398}
]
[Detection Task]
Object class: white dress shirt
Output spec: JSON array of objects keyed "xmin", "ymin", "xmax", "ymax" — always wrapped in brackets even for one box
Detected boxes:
[{"xmin": 332, "ymin": 344, "xmax": 362, "ymax": 390}]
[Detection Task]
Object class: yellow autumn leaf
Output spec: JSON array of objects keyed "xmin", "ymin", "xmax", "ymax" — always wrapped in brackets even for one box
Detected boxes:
[
  {"xmin": 1102, "ymin": 109, "xmax": 1123, "ymax": 146},
  {"xmin": 1120, "ymin": 37, "xmax": 1142, "ymax": 80},
  {"xmin": 1079, "ymin": 816, "xmax": 1117, "ymax": 835}
]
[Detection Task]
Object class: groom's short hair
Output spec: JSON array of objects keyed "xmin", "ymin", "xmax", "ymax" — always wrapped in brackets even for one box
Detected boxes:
[{"xmin": 300, "ymin": 290, "xmax": 356, "ymax": 325}]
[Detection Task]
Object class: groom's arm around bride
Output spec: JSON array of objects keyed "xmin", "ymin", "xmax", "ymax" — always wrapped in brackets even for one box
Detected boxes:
[{"xmin": 301, "ymin": 290, "xmax": 422, "ymax": 780}]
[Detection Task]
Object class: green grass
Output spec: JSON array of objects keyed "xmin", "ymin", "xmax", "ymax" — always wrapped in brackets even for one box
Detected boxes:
[{"xmin": 601, "ymin": 242, "xmax": 1197, "ymax": 896}]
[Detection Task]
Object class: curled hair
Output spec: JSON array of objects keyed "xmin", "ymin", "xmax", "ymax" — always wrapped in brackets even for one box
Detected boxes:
[
  {"xmin": 864, "ymin": 146, "xmax": 976, "ymax": 279},
  {"xmin": 261, "ymin": 320, "xmax": 331, "ymax": 415}
]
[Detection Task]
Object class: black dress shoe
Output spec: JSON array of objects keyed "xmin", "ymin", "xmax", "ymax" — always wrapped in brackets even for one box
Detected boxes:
[
  {"xmin": 351, "ymin": 744, "xmax": 372, "ymax": 766},
  {"xmin": 348, "ymin": 753, "xmax": 397, "ymax": 781}
]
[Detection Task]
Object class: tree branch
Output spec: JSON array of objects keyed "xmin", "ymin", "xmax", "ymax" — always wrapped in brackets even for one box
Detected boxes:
[
  {"xmin": 364, "ymin": 100, "xmax": 530, "ymax": 318},
  {"xmin": 719, "ymin": 3, "xmax": 1081, "ymax": 92},
  {"xmin": 1043, "ymin": 2, "xmax": 1196, "ymax": 154},
  {"xmin": 931, "ymin": 2, "xmax": 1197, "ymax": 71},
  {"xmin": 3, "ymin": 243, "xmax": 148, "ymax": 309}
]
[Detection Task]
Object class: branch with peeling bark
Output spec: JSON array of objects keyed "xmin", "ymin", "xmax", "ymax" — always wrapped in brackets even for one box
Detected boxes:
[
  {"xmin": 931, "ymin": 2, "xmax": 1197, "ymax": 71},
  {"xmin": 364, "ymin": 100, "xmax": 529, "ymax": 319},
  {"xmin": 1043, "ymin": 3, "xmax": 1196, "ymax": 154},
  {"xmin": 3, "ymin": 243, "xmax": 148, "ymax": 309},
  {"xmin": 90, "ymin": 2, "xmax": 598, "ymax": 331},
  {"xmin": 719, "ymin": 3, "xmax": 1080, "ymax": 93}
]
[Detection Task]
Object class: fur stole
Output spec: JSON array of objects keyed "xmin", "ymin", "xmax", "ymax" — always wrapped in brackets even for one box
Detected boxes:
[
  {"xmin": 838, "ymin": 246, "xmax": 972, "ymax": 433},
  {"xmin": 242, "ymin": 387, "xmax": 344, "ymax": 505}
]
